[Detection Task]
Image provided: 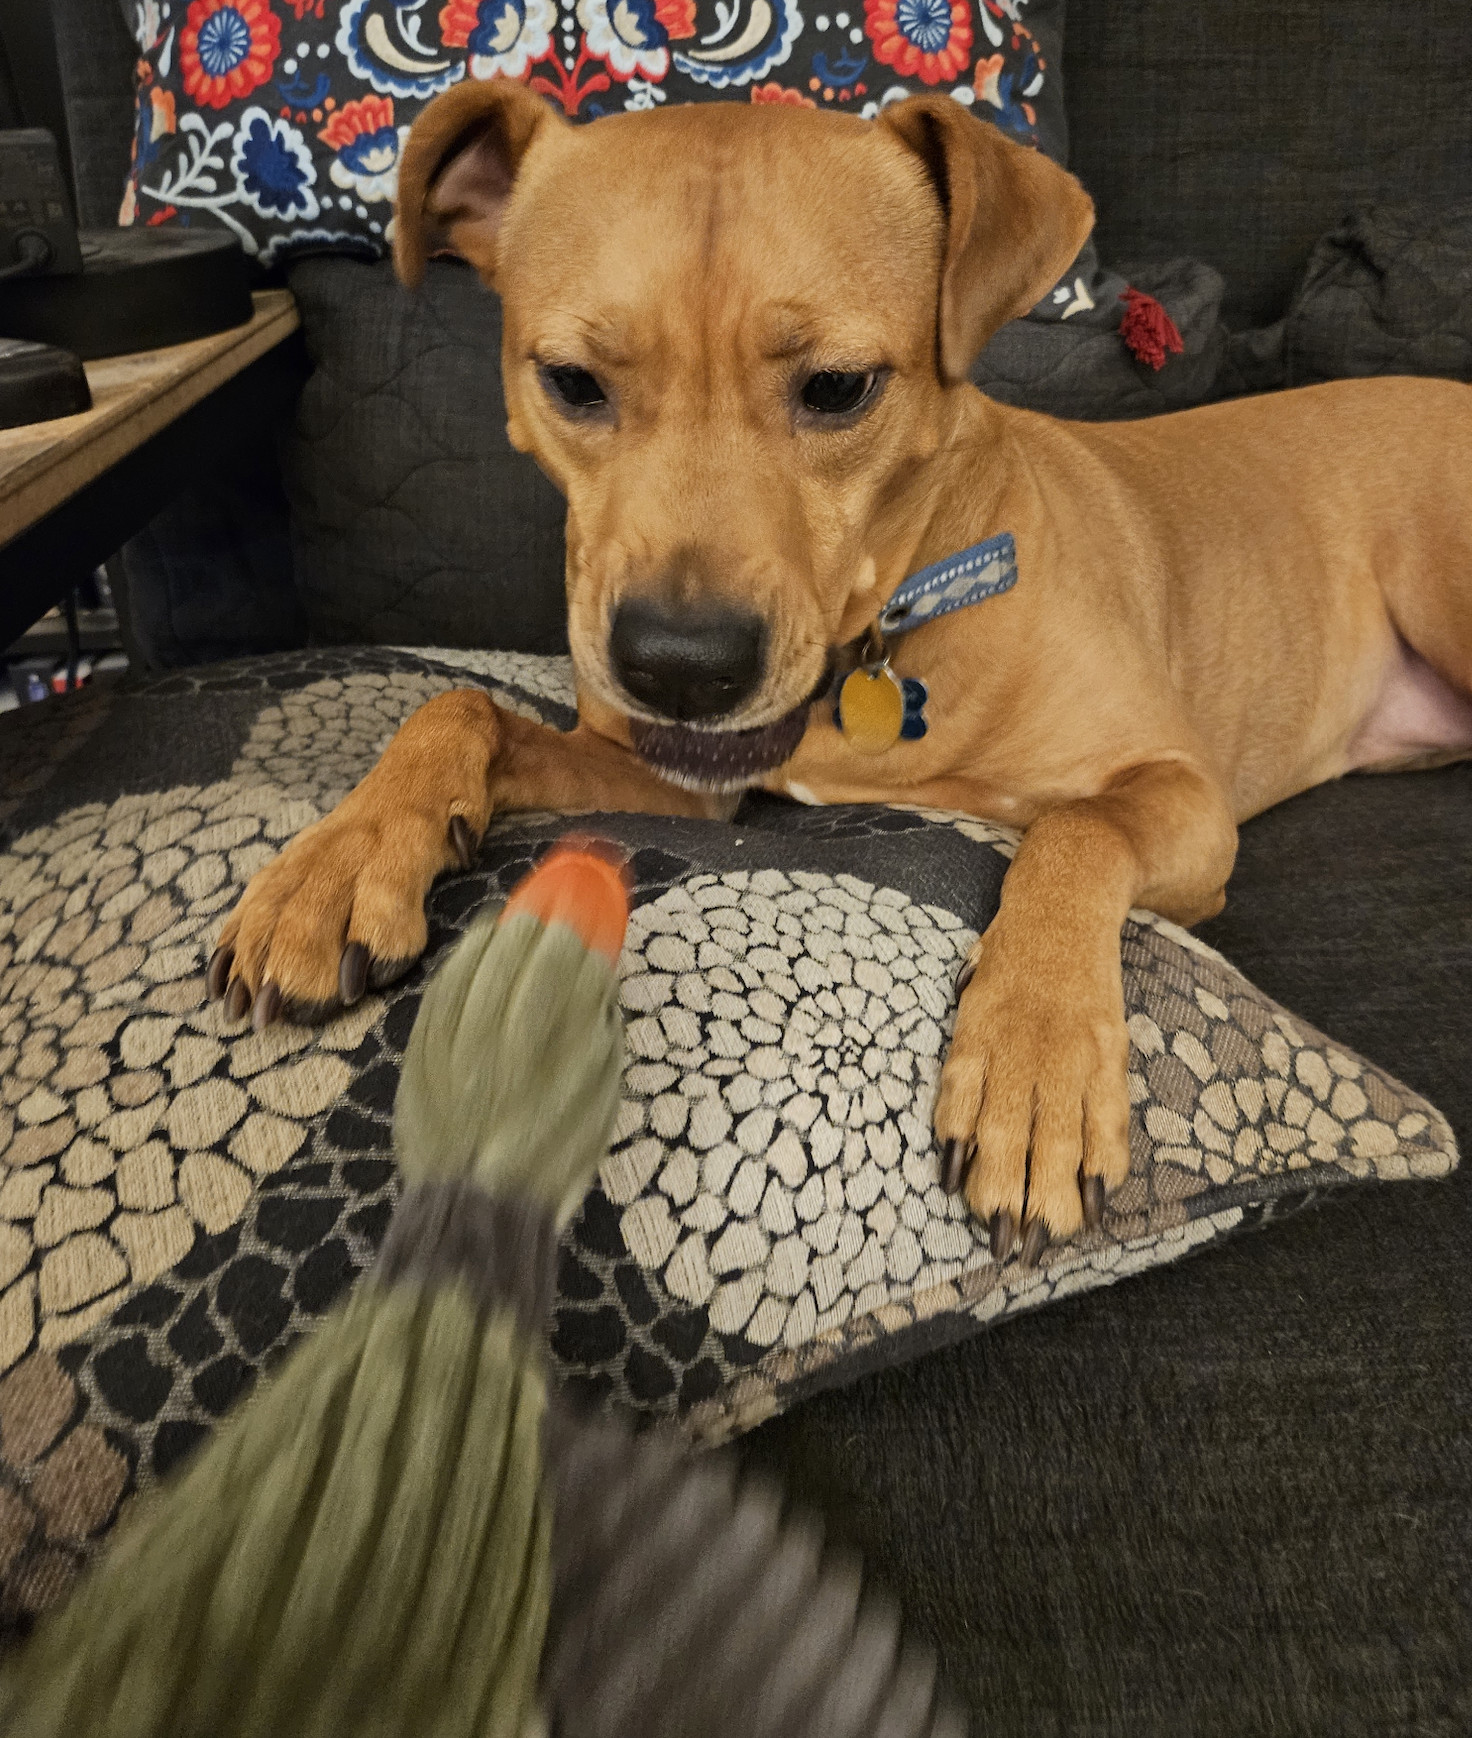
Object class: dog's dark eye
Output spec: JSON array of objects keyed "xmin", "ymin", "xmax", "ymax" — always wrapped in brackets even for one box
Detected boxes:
[
  {"xmin": 800, "ymin": 370, "xmax": 876, "ymax": 416},
  {"xmin": 542, "ymin": 364, "xmax": 608, "ymax": 411}
]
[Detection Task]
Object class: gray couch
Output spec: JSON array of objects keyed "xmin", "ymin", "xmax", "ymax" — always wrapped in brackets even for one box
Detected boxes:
[{"xmin": 45, "ymin": 0, "xmax": 1472, "ymax": 1731}]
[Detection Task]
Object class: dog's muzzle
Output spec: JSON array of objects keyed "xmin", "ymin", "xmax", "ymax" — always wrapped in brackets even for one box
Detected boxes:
[
  {"xmin": 628, "ymin": 706, "xmax": 811, "ymax": 794},
  {"xmin": 626, "ymin": 653, "xmax": 838, "ymax": 794}
]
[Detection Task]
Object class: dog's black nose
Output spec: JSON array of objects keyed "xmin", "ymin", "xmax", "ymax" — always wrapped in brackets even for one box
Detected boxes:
[{"xmin": 609, "ymin": 599, "xmax": 765, "ymax": 722}]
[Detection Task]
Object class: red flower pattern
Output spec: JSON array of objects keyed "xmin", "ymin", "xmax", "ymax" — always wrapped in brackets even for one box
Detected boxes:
[
  {"xmin": 179, "ymin": 0, "xmax": 281, "ymax": 111},
  {"xmin": 653, "ymin": 0, "xmax": 698, "ymax": 39},
  {"xmin": 863, "ymin": 0, "xmax": 972, "ymax": 86},
  {"xmin": 750, "ymin": 82, "xmax": 816, "ymax": 107},
  {"xmin": 437, "ymin": 0, "xmax": 480, "ymax": 49},
  {"xmin": 318, "ymin": 94, "xmax": 394, "ymax": 151}
]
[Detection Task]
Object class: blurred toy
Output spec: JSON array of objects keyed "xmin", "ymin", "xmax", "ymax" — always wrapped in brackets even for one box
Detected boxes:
[{"xmin": 0, "ymin": 839, "xmax": 962, "ymax": 1738}]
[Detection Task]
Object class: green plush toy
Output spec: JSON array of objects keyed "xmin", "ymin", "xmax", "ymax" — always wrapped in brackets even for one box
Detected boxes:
[{"xmin": 0, "ymin": 841, "xmax": 962, "ymax": 1738}]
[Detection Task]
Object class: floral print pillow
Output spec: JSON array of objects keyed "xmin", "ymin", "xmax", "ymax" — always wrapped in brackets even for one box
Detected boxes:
[{"xmin": 118, "ymin": 0, "xmax": 1071, "ymax": 269}]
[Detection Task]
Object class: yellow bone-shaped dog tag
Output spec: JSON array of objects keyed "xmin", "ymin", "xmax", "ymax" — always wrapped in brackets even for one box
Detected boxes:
[{"xmin": 838, "ymin": 664, "xmax": 906, "ymax": 755}]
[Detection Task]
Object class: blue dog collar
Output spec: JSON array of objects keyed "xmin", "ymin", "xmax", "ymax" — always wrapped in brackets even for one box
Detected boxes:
[
  {"xmin": 832, "ymin": 532, "xmax": 1018, "ymax": 751},
  {"xmin": 877, "ymin": 531, "xmax": 1018, "ymax": 637}
]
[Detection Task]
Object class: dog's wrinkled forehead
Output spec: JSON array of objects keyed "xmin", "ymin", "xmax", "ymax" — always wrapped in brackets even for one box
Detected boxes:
[
  {"xmin": 495, "ymin": 107, "xmax": 944, "ymax": 361},
  {"xmin": 400, "ymin": 86, "xmax": 1096, "ymax": 388}
]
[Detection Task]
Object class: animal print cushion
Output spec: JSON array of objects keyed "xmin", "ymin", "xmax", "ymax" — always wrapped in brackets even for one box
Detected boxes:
[{"xmin": 0, "ymin": 647, "xmax": 1456, "ymax": 1637}]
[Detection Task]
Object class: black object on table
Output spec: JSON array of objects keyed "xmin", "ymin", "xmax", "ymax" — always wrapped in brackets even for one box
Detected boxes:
[
  {"xmin": 0, "ymin": 228, "xmax": 254, "ymax": 360},
  {"xmin": 0, "ymin": 336, "xmax": 90, "ymax": 429}
]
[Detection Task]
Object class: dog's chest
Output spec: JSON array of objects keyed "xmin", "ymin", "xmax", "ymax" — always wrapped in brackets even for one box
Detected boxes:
[{"xmin": 769, "ymin": 714, "xmax": 1063, "ymax": 826}]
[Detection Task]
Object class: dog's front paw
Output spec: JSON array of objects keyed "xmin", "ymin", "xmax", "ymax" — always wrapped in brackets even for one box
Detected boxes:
[
  {"xmin": 934, "ymin": 937, "xmax": 1131, "ymax": 1264},
  {"xmin": 206, "ymin": 802, "xmax": 482, "ymax": 1029},
  {"xmin": 206, "ymin": 688, "xmax": 501, "ymax": 1029}
]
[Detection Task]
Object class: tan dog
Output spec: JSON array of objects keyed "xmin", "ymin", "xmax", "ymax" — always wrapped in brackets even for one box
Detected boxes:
[{"xmin": 210, "ymin": 83, "xmax": 1472, "ymax": 1265}]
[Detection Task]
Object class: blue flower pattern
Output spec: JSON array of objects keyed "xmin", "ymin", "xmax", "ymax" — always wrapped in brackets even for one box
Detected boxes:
[
  {"xmin": 197, "ymin": 7, "xmax": 253, "ymax": 76},
  {"xmin": 895, "ymin": 0, "xmax": 950, "ymax": 56},
  {"xmin": 232, "ymin": 108, "xmax": 319, "ymax": 221}
]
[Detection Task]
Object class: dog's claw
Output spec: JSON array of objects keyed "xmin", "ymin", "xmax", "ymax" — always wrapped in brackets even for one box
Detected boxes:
[
  {"xmin": 1019, "ymin": 1219, "xmax": 1050, "ymax": 1268},
  {"xmin": 224, "ymin": 978, "xmax": 251, "ymax": 1022},
  {"xmin": 940, "ymin": 1139, "xmax": 966, "ymax": 1193},
  {"xmin": 448, "ymin": 814, "xmax": 476, "ymax": 871},
  {"xmin": 252, "ymin": 981, "xmax": 282, "ymax": 1033},
  {"xmin": 955, "ymin": 957, "xmax": 976, "ymax": 996},
  {"xmin": 339, "ymin": 942, "xmax": 370, "ymax": 1007},
  {"xmin": 206, "ymin": 945, "xmax": 233, "ymax": 1002},
  {"xmin": 368, "ymin": 955, "xmax": 416, "ymax": 991},
  {"xmin": 1081, "ymin": 1173, "xmax": 1106, "ymax": 1232},
  {"xmin": 988, "ymin": 1209, "xmax": 1015, "ymax": 1262}
]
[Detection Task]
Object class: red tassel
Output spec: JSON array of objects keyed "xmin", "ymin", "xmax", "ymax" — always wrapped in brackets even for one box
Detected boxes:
[{"xmin": 1119, "ymin": 287, "xmax": 1185, "ymax": 371}]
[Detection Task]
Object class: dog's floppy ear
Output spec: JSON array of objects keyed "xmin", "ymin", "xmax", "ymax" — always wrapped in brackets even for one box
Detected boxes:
[
  {"xmin": 879, "ymin": 95, "xmax": 1095, "ymax": 383},
  {"xmin": 394, "ymin": 78, "xmax": 560, "ymax": 288}
]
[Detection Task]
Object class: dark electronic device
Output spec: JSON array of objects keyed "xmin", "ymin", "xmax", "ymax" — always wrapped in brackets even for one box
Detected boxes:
[
  {"xmin": 0, "ymin": 334, "xmax": 90, "ymax": 428},
  {"xmin": 0, "ymin": 228, "xmax": 255, "ymax": 358},
  {"xmin": 0, "ymin": 128, "xmax": 83, "ymax": 279},
  {"xmin": 0, "ymin": 129, "xmax": 254, "ymax": 360}
]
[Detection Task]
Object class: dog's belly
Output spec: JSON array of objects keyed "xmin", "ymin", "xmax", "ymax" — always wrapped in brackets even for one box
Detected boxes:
[{"xmin": 1344, "ymin": 638, "xmax": 1472, "ymax": 772}]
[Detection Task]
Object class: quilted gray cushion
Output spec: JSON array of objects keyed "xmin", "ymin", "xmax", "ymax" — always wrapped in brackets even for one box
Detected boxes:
[
  {"xmin": 1283, "ymin": 200, "xmax": 1472, "ymax": 385},
  {"xmin": 284, "ymin": 257, "xmax": 569, "ymax": 654},
  {"xmin": 973, "ymin": 257, "xmax": 1227, "ymax": 421},
  {"xmin": 1063, "ymin": 0, "xmax": 1472, "ymax": 328}
]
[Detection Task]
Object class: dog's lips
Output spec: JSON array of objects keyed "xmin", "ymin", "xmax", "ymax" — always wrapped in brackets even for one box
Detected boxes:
[{"xmin": 628, "ymin": 703, "xmax": 811, "ymax": 793}]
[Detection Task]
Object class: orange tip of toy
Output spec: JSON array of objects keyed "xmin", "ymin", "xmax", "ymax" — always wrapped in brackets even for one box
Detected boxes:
[{"xmin": 500, "ymin": 836, "xmax": 631, "ymax": 965}]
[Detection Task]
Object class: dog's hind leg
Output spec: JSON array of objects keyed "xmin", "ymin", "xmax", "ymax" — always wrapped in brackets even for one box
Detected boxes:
[
  {"xmin": 1350, "ymin": 466, "xmax": 1472, "ymax": 773},
  {"xmin": 209, "ymin": 689, "xmax": 713, "ymax": 1028},
  {"xmin": 1343, "ymin": 637, "xmax": 1472, "ymax": 773}
]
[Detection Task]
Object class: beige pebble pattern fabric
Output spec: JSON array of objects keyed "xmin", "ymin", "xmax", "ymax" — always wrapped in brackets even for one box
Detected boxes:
[
  {"xmin": 596, "ymin": 858, "xmax": 1456, "ymax": 1441},
  {"xmin": 0, "ymin": 669, "xmax": 476, "ymax": 1377},
  {"xmin": 0, "ymin": 647, "xmax": 1458, "ymax": 1636}
]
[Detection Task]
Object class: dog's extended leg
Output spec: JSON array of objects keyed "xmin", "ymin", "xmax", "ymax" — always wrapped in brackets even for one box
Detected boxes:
[
  {"xmin": 936, "ymin": 758, "xmax": 1238, "ymax": 1260},
  {"xmin": 209, "ymin": 689, "xmax": 714, "ymax": 1026}
]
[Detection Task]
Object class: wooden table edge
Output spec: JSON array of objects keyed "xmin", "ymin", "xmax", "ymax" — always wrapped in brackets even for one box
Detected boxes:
[{"xmin": 0, "ymin": 289, "xmax": 300, "ymax": 548}]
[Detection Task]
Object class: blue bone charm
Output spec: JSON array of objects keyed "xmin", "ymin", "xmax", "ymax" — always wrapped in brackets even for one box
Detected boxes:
[{"xmin": 899, "ymin": 676, "xmax": 928, "ymax": 739}]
